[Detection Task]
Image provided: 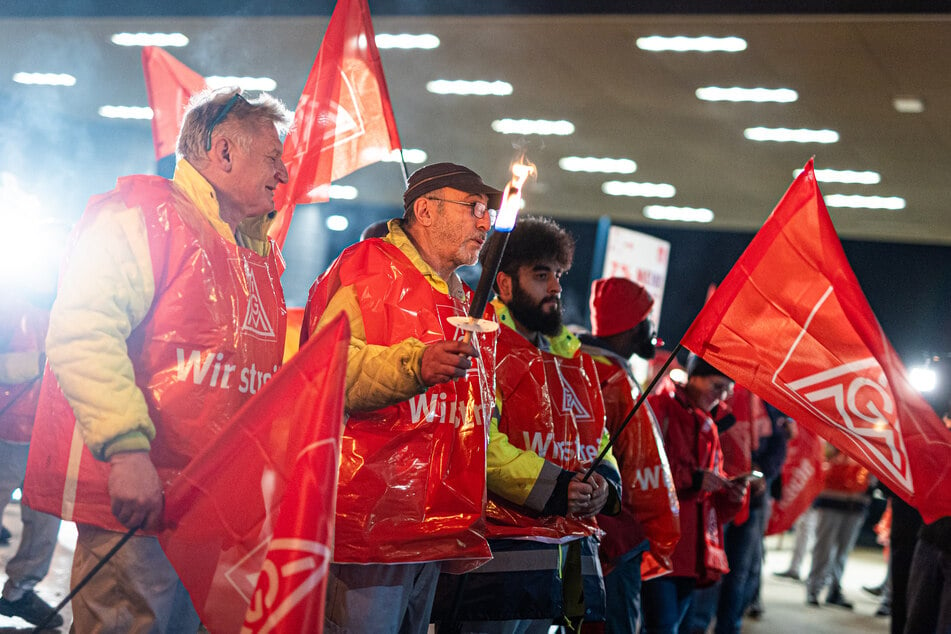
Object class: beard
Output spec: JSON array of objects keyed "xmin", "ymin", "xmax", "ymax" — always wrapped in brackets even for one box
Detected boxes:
[
  {"xmin": 631, "ymin": 319, "xmax": 657, "ymax": 359},
  {"xmin": 507, "ymin": 279, "xmax": 563, "ymax": 337}
]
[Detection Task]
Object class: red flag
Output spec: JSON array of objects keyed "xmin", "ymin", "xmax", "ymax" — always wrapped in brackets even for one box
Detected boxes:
[
  {"xmin": 142, "ymin": 46, "xmax": 207, "ymax": 161},
  {"xmin": 269, "ymin": 0, "xmax": 401, "ymax": 248},
  {"xmin": 681, "ymin": 159, "xmax": 951, "ymax": 522},
  {"xmin": 159, "ymin": 315, "xmax": 349, "ymax": 633},
  {"xmin": 766, "ymin": 425, "xmax": 825, "ymax": 535}
]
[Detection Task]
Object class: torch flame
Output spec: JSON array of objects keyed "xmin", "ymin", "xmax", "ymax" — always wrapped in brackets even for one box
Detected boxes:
[{"xmin": 494, "ymin": 159, "xmax": 536, "ymax": 232}]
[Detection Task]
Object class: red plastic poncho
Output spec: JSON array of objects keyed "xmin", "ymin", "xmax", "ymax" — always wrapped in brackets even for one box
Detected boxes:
[
  {"xmin": 26, "ymin": 176, "xmax": 286, "ymax": 532},
  {"xmin": 304, "ymin": 239, "xmax": 494, "ymax": 567},
  {"xmin": 488, "ymin": 322, "xmax": 607, "ymax": 541},
  {"xmin": 592, "ymin": 356, "xmax": 680, "ymax": 579}
]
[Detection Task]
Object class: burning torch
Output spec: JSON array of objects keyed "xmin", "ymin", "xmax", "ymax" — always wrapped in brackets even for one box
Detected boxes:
[{"xmin": 448, "ymin": 159, "xmax": 536, "ymax": 342}]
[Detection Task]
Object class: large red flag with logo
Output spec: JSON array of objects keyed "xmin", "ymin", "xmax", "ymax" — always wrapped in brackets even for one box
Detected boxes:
[
  {"xmin": 269, "ymin": 0, "xmax": 402, "ymax": 248},
  {"xmin": 142, "ymin": 46, "xmax": 207, "ymax": 161},
  {"xmin": 681, "ymin": 159, "xmax": 951, "ymax": 522},
  {"xmin": 159, "ymin": 315, "xmax": 349, "ymax": 633}
]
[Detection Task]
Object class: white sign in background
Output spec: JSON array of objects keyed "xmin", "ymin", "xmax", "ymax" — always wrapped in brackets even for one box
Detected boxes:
[{"xmin": 600, "ymin": 225, "xmax": 671, "ymax": 383}]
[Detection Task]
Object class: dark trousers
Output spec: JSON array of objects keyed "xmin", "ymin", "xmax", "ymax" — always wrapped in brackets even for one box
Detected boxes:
[{"xmin": 641, "ymin": 576, "xmax": 696, "ymax": 634}]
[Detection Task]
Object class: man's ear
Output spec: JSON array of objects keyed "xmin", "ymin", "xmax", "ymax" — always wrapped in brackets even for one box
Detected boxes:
[
  {"xmin": 496, "ymin": 270, "xmax": 514, "ymax": 303},
  {"xmin": 412, "ymin": 196, "xmax": 434, "ymax": 227},
  {"xmin": 208, "ymin": 137, "xmax": 235, "ymax": 172}
]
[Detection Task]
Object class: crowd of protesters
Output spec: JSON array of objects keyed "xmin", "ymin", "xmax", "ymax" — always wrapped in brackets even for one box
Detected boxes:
[{"xmin": 1, "ymin": 85, "xmax": 948, "ymax": 634}]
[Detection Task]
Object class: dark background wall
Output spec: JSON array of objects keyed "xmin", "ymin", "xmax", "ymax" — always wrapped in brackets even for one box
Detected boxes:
[{"xmin": 282, "ymin": 201, "xmax": 951, "ymax": 371}]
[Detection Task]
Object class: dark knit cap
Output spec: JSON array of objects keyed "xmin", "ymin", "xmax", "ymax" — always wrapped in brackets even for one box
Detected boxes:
[{"xmin": 402, "ymin": 162, "xmax": 503, "ymax": 213}]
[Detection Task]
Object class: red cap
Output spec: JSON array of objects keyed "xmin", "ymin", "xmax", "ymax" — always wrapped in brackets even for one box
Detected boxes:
[{"xmin": 589, "ymin": 277, "xmax": 655, "ymax": 337}]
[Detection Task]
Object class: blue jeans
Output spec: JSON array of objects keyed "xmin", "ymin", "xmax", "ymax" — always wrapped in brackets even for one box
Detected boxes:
[
  {"xmin": 641, "ymin": 576, "xmax": 695, "ymax": 634},
  {"xmin": 325, "ymin": 562, "xmax": 440, "ymax": 634},
  {"xmin": 683, "ymin": 502, "xmax": 767, "ymax": 634},
  {"xmin": 603, "ymin": 546, "xmax": 645, "ymax": 634},
  {"xmin": 716, "ymin": 503, "xmax": 767, "ymax": 634},
  {"xmin": 684, "ymin": 580, "xmax": 720, "ymax": 633}
]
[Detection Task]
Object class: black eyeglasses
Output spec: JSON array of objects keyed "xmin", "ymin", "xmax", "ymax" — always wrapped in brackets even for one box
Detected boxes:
[
  {"xmin": 204, "ymin": 92, "xmax": 247, "ymax": 151},
  {"xmin": 426, "ymin": 197, "xmax": 497, "ymax": 224}
]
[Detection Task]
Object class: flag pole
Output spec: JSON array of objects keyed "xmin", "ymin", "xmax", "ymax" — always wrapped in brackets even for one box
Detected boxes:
[
  {"xmin": 398, "ymin": 148, "xmax": 409, "ymax": 186},
  {"xmin": 582, "ymin": 343, "xmax": 683, "ymax": 482},
  {"xmin": 31, "ymin": 525, "xmax": 139, "ymax": 632}
]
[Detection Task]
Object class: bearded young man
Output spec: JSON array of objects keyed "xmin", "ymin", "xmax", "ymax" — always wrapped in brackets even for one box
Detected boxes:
[{"xmin": 438, "ymin": 216, "xmax": 621, "ymax": 634}]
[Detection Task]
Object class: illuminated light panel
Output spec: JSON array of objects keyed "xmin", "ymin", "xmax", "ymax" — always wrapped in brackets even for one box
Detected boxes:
[
  {"xmin": 13, "ymin": 72, "xmax": 76, "ymax": 86},
  {"xmin": 381, "ymin": 148, "xmax": 428, "ymax": 163},
  {"xmin": 744, "ymin": 127, "xmax": 839, "ymax": 144},
  {"xmin": 325, "ymin": 215, "xmax": 349, "ymax": 231},
  {"xmin": 893, "ymin": 96, "xmax": 925, "ymax": 114},
  {"xmin": 491, "ymin": 119, "xmax": 574, "ymax": 136},
  {"xmin": 636, "ymin": 35, "xmax": 747, "ymax": 52},
  {"xmin": 602, "ymin": 181, "xmax": 676, "ymax": 198},
  {"xmin": 427, "ymin": 79, "xmax": 512, "ymax": 96},
  {"xmin": 696, "ymin": 86, "xmax": 797, "ymax": 103},
  {"xmin": 559, "ymin": 157, "xmax": 637, "ymax": 174},
  {"xmin": 205, "ymin": 76, "xmax": 277, "ymax": 91},
  {"xmin": 98, "ymin": 105, "xmax": 153, "ymax": 119},
  {"xmin": 306, "ymin": 184, "xmax": 358, "ymax": 200},
  {"xmin": 375, "ymin": 33, "xmax": 440, "ymax": 49},
  {"xmin": 643, "ymin": 205, "xmax": 714, "ymax": 223},
  {"xmin": 793, "ymin": 168, "xmax": 881, "ymax": 185},
  {"xmin": 824, "ymin": 194, "xmax": 905, "ymax": 210},
  {"xmin": 909, "ymin": 366, "xmax": 937, "ymax": 393},
  {"xmin": 111, "ymin": 32, "xmax": 189, "ymax": 47},
  {"xmin": 330, "ymin": 185, "xmax": 358, "ymax": 200}
]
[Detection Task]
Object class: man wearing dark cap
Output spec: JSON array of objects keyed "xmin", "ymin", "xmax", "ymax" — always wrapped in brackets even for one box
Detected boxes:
[
  {"xmin": 641, "ymin": 354, "xmax": 747, "ymax": 633},
  {"xmin": 301, "ymin": 162, "xmax": 502, "ymax": 633},
  {"xmin": 577, "ymin": 277, "xmax": 672, "ymax": 634}
]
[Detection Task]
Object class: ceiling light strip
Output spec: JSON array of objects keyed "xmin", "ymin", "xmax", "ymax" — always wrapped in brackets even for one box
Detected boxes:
[
  {"xmin": 111, "ymin": 32, "xmax": 189, "ymax": 47},
  {"xmin": 205, "ymin": 76, "xmax": 277, "ymax": 91},
  {"xmin": 375, "ymin": 33, "xmax": 440, "ymax": 50},
  {"xmin": 643, "ymin": 205, "xmax": 714, "ymax": 223},
  {"xmin": 381, "ymin": 149, "xmax": 428, "ymax": 164},
  {"xmin": 427, "ymin": 80, "xmax": 512, "ymax": 96},
  {"xmin": 13, "ymin": 72, "xmax": 76, "ymax": 86},
  {"xmin": 559, "ymin": 157, "xmax": 636, "ymax": 174},
  {"xmin": 491, "ymin": 119, "xmax": 574, "ymax": 136},
  {"xmin": 794, "ymin": 168, "xmax": 881, "ymax": 185},
  {"xmin": 744, "ymin": 127, "xmax": 839, "ymax": 143},
  {"xmin": 98, "ymin": 105, "xmax": 153, "ymax": 120},
  {"xmin": 824, "ymin": 194, "xmax": 905, "ymax": 210},
  {"xmin": 636, "ymin": 35, "xmax": 747, "ymax": 52},
  {"xmin": 696, "ymin": 86, "xmax": 797, "ymax": 103},
  {"xmin": 602, "ymin": 181, "xmax": 676, "ymax": 198}
]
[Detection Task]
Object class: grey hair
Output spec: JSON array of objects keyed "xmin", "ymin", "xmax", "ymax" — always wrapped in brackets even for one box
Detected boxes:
[{"xmin": 176, "ymin": 87, "xmax": 293, "ymax": 164}]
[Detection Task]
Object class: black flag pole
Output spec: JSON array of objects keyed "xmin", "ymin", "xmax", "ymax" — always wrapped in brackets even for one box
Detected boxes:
[
  {"xmin": 582, "ymin": 342, "xmax": 683, "ymax": 482},
  {"xmin": 31, "ymin": 525, "xmax": 139, "ymax": 632}
]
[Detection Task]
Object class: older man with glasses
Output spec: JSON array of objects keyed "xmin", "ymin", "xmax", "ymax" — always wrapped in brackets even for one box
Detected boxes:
[
  {"xmin": 302, "ymin": 162, "xmax": 502, "ymax": 634},
  {"xmin": 24, "ymin": 88, "xmax": 292, "ymax": 632}
]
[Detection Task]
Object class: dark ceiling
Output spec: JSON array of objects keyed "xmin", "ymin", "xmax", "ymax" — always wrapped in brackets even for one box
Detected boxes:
[{"xmin": 2, "ymin": 1, "xmax": 950, "ymax": 246}]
